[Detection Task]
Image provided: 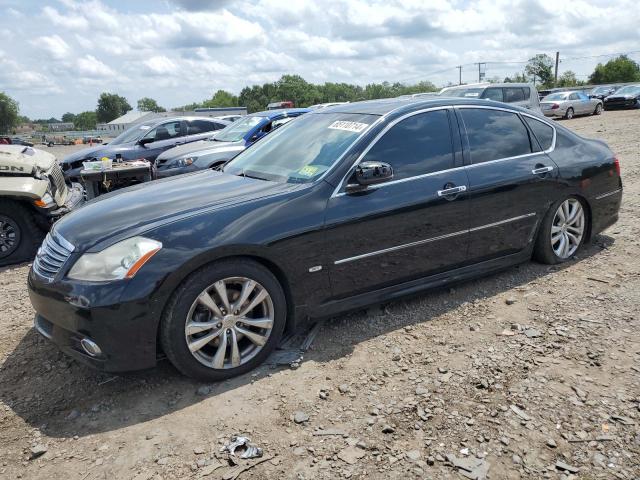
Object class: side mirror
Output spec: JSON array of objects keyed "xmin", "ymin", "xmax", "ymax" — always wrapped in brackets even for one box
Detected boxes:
[
  {"xmin": 347, "ymin": 161, "xmax": 393, "ymax": 191},
  {"xmin": 138, "ymin": 137, "xmax": 154, "ymax": 147}
]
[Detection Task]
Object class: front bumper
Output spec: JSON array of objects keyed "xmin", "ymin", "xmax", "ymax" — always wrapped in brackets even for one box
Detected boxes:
[
  {"xmin": 604, "ymin": 98, "xmax": 639, "ymax": 110},
  {"xmin": 28, "ymin": 270, "xmax": 160, "ymax": 372},
  {"xmin": 49, "ymin": 182, "xmax": 85, "ymax": 217}
]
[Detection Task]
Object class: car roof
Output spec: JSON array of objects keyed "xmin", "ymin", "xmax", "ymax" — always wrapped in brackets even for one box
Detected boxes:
[
  {"xmin": 144, "ymin": 116, "xmax": 226, "ymax": 126},
  {"xmin": 321, "ymin": 96, "xmax": 528, "ymax": 116},
  {"xmin": 250, "ymin": 108, "xmax": 311, "ymax": 118}
]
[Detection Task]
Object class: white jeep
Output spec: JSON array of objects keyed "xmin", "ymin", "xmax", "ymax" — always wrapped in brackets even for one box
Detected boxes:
[{"xmin": 0, "ymin": 145, "xmax": 83, "ymax": 266}]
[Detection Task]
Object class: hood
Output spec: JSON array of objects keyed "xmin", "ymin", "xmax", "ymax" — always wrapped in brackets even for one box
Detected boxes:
[
  {"xmin": 606, "ymin": 94, "xmax": 637, "ymax": 100},
  {"xmin": 60, "ymin": 143, "xmax": 138, "ymax": 165},
  {"xmin": 53, "ymin": 170, "xmax": 296, "ymax": 251},
  {"xmin": 157, "ymin": 139, "xmax": 245, "ymax": 162},
  {"xmin": 0, "ymin": 145, "xmax": 55, "ymax": 173}
]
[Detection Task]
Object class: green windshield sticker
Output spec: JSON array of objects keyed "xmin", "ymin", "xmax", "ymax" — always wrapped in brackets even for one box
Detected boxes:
[{"xmin": 297, "ymin": 165, "xmax": 320, "ymax": 177}]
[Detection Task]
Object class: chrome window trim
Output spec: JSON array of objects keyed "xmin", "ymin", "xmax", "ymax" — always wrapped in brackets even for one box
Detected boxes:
[
  {"xmin": 333, "ymin": 213, "xmax": 536, "ymax": 265},
  {"xmin": 330, "ymin": 106, "xmax": 452, "ymax": 198},
  {"xmin": 595, "ymin": 188, "xmax": 622, "ymax": 200},
  {"xmin": 330, "ymin": 104, "xmax": 558, "ymax": 199}
]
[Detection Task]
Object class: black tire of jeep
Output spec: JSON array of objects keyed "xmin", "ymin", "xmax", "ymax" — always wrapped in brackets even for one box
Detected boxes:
[
  {"xmin": 0, "ymin": 200, "xmax": 45, "ymax": 266},
  {"xmin": 533, "ymin": 196, "xmax": 588, "ymax": 265},
  {"xmin": 160, "ymin": 259, "xmax": 287, "ymax": 381}
]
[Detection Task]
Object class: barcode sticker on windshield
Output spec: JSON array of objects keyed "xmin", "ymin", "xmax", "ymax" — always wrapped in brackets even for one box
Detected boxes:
[{"xmin": 328, "ymin": 121, "xmax": 368, "ymax": 133}]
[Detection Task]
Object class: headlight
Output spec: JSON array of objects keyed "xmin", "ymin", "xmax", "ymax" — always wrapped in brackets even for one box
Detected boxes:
[
  {"xmin": 33, "ymin": 192, "xmax": 55, "ymax": 208},
  {"xmin": 68, "ymin": 236, "xmax": 162, "ymax": 281},
  {"xmin": 175, "ymin": 157, "xmax": 196, "ymax": 167}
]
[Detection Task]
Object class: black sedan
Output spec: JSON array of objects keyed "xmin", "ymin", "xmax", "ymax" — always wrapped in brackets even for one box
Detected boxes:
[
  {"xmin": 603, "ymin": 84, "xmax": 640, "ymax": 110},
  {"xmin": 28, "ymin": 98, "xmax": 622, "ymax": 381}
]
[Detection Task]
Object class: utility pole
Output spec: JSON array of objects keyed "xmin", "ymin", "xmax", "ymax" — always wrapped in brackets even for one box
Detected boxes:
[
  {"xmin": 554, "ymin": 51, "xmax": 560, "ymax": 86},
  {"xmin": 475, "ymin": 63, "xmax": 486, "ymax": 83},
  {"xmin": 456, "ymin": 65, "xmax": 462, "ymax": 85}
]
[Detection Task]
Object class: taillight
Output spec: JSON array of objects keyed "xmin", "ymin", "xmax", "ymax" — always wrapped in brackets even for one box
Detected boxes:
[
  {"xmin": 613, "ymin": 157, "xmax": 621, "ymax": 176},
  {"xmin": 551, "ymin": 103, "xmax": 559, "ymax": 110}
]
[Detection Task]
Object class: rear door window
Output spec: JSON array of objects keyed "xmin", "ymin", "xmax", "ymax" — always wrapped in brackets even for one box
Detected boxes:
[
  {"xmin": 523, "ymin": 116, "xmax": 554, "ymax": 151},
  {"xmin": 361, "ymin": 109, "xmax": 454, "ymax": 180},
  {"xmin": 482, "ymin": 88, "xmax": 504, "ymax": 102},
  {"xmin": 504, "ymin": 87, "xmax": 525, "ymax": 103},
  {"xmin": 460, "ymin": 108, "xmax": 532, "ymax": 164}
]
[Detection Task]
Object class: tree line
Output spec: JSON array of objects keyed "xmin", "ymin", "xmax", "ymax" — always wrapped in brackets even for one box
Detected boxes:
[{"xmin": 1, "ymin": 54, "xmax": 639, "ymax": 134}]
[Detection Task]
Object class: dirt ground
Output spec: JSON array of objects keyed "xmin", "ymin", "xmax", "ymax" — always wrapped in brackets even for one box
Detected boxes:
[{"xmin": 1, "ymin": 111, "xmax": 639, "ymax": 480}]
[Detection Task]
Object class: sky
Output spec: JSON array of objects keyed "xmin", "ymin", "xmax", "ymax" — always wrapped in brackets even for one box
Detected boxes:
[{"xmin": 1, "ymin": 0, "xmax": 638, "ymax": 119}]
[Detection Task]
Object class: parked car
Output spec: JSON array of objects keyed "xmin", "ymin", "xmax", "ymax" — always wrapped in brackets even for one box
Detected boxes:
[
  {"xmin": 308, "ymin": 102, "xmax": 349, "ymax": 110},
  {"xmin": 267, "ymin": 101, "xmax": 294, "ymax": 110},
  {"xmin": 439, "ymin": 83, "xmax": 542, "ymax": 112},
  {"xmin": 396, "ymin": 92, "xmax": 438, "ymax": 99},
  {"xmin": 9, "ymin": 137, "xmax": 35, "ymax": 147},
  {"xmin": 589, "ymin": 85, "xmax": 620, "ymax": 100},
  {"xmin": 28, "ymin": 97, "xmax": 622, "ymax": 380},
  {"xmin": 603, "ymin": 85, "xmax": 640, "ymax": 110},
  {"xmin": 155, "ymin": 108, "xmax": 309, "ymax": 178},
  {"xmin": 82, "ymin": 135, "xmax": 103, "ymax": 144},
  {"xmin": 540, "ymin": 91, "xmax": 603, "ymax": 119},
  {"xmin": 60, "ymin": 117, "xmax": 230, "ymax": 180},
  {"xmin": 0, "ymin": 145, "xmax": 83, "ymax": 266}
]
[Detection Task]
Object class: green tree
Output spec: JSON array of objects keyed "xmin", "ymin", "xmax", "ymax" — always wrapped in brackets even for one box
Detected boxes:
[
  {"xmin": 74, "ymin": 111, "xmax": 97, "ymax": 130},
  {"xmin": 0, "ymin": 92, "xmax": 19, "ymax": 134},
  {"xmin": 525, "ymin": 54, "xmax": 554, "ymax": 86},
  {"xmin": 96, "ymin": 92, "xmax": 132, "ymax": 123},
  {"xmin": 556, "ymin": 70, "xmax": 580, "ymax": 87},
  {"xmin": 202, "ymin": 90, "xmax": 239, "ymax": 108},
  {"xmin": 589, "ymin": 55, "xmax": 640, "ymax": 84},
  {"xmin": 504, "ymin": 72, "xmax": 529, "ymax": 83},
  {"xmin": 61, "ymin": 112, "xmax": 76, "ymax": 123},
  {"xmin": 137, "ymin": 97, "xmax": 166, "ymax": 112}
]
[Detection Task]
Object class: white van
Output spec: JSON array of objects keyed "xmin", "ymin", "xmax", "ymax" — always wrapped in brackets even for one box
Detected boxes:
[{"xmin": 439, "ymin": 83, "xmax": 542, "ymax": 113}]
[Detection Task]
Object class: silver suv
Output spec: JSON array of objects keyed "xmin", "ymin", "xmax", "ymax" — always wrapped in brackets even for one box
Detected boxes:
[{"xmin": 439, "ymin": 83, "xmax": 542, "ymax": 113}]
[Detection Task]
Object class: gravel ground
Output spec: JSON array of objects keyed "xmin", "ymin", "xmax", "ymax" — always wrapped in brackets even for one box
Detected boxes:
[{"xmin": 1, "ymin": 111, "xmax": 639, "ymax": 480}]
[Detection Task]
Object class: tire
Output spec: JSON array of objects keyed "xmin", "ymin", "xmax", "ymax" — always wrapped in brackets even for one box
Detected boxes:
[
  {"xmin": 0, "ymin": 200, "xmax": 45, "ymax": 266},
  {"xmin": 160, "ymin": 258, "xmax": 287, "ymax": 381},
  {"xmin": 594, "ymin": 103, "xmax": 603, "ymax": 115},
  {"xmin": 533, "ymin": 196, "xmax": 588, "ymax": 265},
  {"xmin": 564, "ymin": 107, "xmax": 574, "ymax": 120}
]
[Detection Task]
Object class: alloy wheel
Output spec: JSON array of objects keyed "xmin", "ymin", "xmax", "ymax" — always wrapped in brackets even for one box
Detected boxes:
[
  {"xmin": 0, "ymin": 215, "xmax": 20, "ymax": 258},
  {"xmin": 184, "ymin": 276, "xmax": 274, "ymax": 369},
  {"xmin": 566, "ymin": 108, "xmax": 574, "ymax": 119},
  {"xmin": 551, "ymin": 199, "xmax": 585, "ymax": 259}
]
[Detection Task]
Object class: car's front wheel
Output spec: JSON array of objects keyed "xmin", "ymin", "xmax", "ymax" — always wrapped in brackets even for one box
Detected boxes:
[
  {"xmin": 533, "ymin": 196, "xmax": 587, "ymax": 264},
  {"xmin": 564, "ymin": 107, "xmax": 574, "ymax": 120},
  {"xmin": 0, "ymin": 201, "xmax": 44, "ymax": 266},
  {"xmin": 160, "ymin": 259, "xmax": 287, "ymax": 381},
  {"xmin": 594, "ymin": 103, "xmax": 603, "ymax": 115}
]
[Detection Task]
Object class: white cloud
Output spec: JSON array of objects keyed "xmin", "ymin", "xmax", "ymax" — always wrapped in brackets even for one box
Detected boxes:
[
  {"xmin": 76, "ymin": 55, "xmax": 116, "ymax": 77},
  {"xmin": 143, "ymin": 56, "xmax": 179, "ymax": 75},
  {"xmin": 42, "ymin": 6, "xmax": 89, "ymax": 30},
  {"xmin": 35, "ymin": 35, "xmax": 72, "ymax": 60}
]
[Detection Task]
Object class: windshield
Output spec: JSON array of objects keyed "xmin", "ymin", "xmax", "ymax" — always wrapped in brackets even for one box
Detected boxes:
[
  {"xmin": 614, "ymin": 85, "xmax": 640, "ymax": 95},
  {"xmin": 591, "ymin": 87, "xmax": 610, "ymax": 94},
  {"xmin": 544, "ymin": 93, "xmax": 569, "ymax": 101},
  {"xmin": 224, "ymin": 112, "xmax": 376, "ymax": 184},
  {"xmin": 110, "ymin": 122, "xmax": 155, "ymax": 145},
  {"xmin": 442, "ymin": 88, "xmax": 485, "ymax": 98},
  {"xmin": 214, "ymin": 116, "xmax": 264, "ymax": 142}
]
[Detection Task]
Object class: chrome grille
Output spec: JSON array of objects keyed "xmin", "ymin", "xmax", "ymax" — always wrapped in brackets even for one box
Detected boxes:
[
  {"xmin": 48, "ymin": 163, "xmax": 66, "ymax": 194},
  {"xmin": 33, "ymin": 232, "xmax": 74, "ymax": 282}
]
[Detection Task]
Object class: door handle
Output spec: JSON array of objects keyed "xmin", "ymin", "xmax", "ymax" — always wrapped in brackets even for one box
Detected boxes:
[
  {"xmin": 437, "ymin": 185, "xmax": 467, "ymax": 197},
  {"xmin": 532, "ymin": 166, "xmax": 553, "ymax": 175}
]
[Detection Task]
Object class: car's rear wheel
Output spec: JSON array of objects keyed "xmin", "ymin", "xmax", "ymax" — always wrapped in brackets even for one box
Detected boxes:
[
  {"xmin": 160, "ymin": 259, "xmax": 287, "ymax": 381},
  {"xmin": 594, "ymin": 103, "xmax": 603, "ymax": 115},
  {"xmin": 533, "ymin": 196, "xmax": 587, "ymax": 264},
  {"xmin": 0, "ymin": 201, "xmax": 44, "ymax": 266},
  {"xmin": 564, "ymin": 107, "xmax": 574, "ymax": 120}
]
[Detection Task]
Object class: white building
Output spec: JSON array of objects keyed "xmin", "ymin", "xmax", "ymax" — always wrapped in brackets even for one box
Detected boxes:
[{"xmin": 97, "ymin": 107, "xmax": 248, "ymax": 133}]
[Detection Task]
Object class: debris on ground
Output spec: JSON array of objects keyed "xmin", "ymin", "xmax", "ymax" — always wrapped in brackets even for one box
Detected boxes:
[{"xmin": 220, "ymin": 436, "xmax": 263, "ymax": 459}]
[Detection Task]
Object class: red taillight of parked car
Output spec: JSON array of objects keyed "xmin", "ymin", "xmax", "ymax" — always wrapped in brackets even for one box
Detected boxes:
[
  {"xmin": 614, "ymin": 156, "xmax": 621, "ymax": 176},
  {"xmin": 551, "ymin": 104, "xmax": 559, "ymax": 110}
]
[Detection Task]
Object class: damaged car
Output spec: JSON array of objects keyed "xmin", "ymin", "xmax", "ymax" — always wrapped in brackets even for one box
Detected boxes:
[{"xmin": 0, "ymin": 145, "xmax": 83, "ymax": 265}]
